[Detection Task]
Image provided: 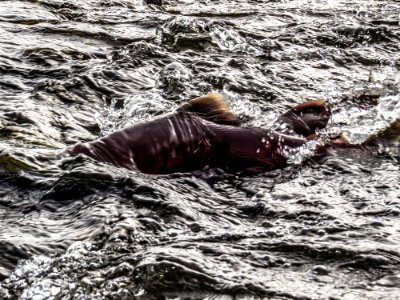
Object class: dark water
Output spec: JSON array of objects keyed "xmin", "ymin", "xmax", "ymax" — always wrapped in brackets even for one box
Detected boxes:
[{"xmin": 1, "ymin": 0, "xmax": 400, "ymax": 299}]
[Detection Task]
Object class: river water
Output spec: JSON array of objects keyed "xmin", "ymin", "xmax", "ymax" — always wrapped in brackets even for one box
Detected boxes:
[{"xmin": 0, "ymin": 0, "xmax": 400, "ymax": 299}]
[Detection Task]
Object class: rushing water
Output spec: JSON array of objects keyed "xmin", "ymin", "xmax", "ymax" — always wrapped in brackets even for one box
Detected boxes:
[{"xmin": 1, "ymin": 0, "xmax": 400, "ymax": 299}]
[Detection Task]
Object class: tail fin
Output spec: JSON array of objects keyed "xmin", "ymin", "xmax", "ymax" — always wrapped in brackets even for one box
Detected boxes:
[
  {"xmin": 326, "ymin": 119, "xmax": 400, "ymax": 152},
  {"xmin": 274, "ymin": 99, "xmax": 331, "ymax": 138},
  {"xmin": 362, "ymin": 118, "xmax": 400, "ymax": 148}
]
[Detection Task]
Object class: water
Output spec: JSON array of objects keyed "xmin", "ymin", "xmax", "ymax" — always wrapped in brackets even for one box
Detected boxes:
[{"xmin": 0, "ymin": 0, "xmax": 400, "ymax": 299}]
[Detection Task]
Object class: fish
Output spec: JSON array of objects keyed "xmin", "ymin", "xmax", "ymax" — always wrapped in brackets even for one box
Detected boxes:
[{"xmin": 67, "ymin": 93, "xmax": 351, "ymax": 174}]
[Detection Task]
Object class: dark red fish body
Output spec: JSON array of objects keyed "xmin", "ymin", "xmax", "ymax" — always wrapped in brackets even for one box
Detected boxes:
[{"xmin": 69, "ymin": 111, "xmax": 306, "ymax": 174}]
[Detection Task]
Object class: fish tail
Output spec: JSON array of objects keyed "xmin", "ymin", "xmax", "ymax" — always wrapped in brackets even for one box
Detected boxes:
[{"xmin": 362, "ymin": 118, "xmax": 400, "ymax": 147}]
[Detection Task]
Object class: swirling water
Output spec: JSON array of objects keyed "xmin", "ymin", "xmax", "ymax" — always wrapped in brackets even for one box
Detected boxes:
[{"xmin": 0, "ymin": 0, "xmax": 400, "ymax": 299}]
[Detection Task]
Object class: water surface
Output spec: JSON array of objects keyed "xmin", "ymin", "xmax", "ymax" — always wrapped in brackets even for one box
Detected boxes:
[{"xmin": 0, "ymin": 0, "xmax": 400, "ymax": 299}]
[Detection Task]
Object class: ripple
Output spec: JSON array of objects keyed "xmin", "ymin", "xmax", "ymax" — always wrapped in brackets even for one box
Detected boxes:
[{"xmin": 1, "ymin": 1, "xmax": 400, "ymax": 299}]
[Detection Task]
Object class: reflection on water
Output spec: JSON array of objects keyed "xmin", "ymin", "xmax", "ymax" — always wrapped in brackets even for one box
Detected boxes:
[{"xmin": 0, "ymin": 0, "xmax": 400, "ymax": 299}]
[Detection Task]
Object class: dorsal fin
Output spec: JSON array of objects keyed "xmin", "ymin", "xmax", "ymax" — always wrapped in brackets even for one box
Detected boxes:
[{"xmin": 177, "ymin": 93, "xmax": 241, "ymax": 126}]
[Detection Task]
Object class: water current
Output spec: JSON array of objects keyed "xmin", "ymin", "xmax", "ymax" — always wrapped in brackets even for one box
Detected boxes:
[{"xmin": 0, "ymin": 0, "xmax": 400, "ymax": 299}]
